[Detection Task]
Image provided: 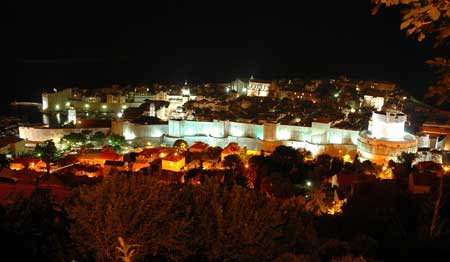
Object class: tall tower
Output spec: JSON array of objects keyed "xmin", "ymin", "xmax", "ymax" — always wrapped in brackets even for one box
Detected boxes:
[
  {"xmin": 68, "ymin": 108, "xmax": 77, "ymax": 124},
  {"xmin": 149, "ymin": 103, "xmax": 155, "ymax": 117}
]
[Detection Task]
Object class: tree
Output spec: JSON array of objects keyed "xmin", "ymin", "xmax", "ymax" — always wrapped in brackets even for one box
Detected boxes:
[
  {"xmin": 109, "ymin": 134, "xmax": 126, "ymax": 147},
  {"xmin": 186, "ymin": 177, "xmax": 302, "ymax": 261},
  {"xmin": 207, "ymin": 146, "xmax": 223, "ymax": 159},
  {"xmin": 1, "ymin": 189, "xmax": 73, "ymax": 261},
  {"xmin": 371, "ymin": 0, "xmax": 450, "ymax": 45},
  {"xmin": 61, "ymin": 132, "xmax": 87, "ymax": 146},
  {"xmin": 305, "ymin": 185, "xmax": 329, "ymax": 216},
  {"xmin": 34, "ymin": 140, "xmax": 57, "ymax": 174},
  {"xmin": 271, "ymin": 145, "xmax": 303, "ymax": 173},
  {"xmin": 173, "ymin": 139, "xmax": 188, "ymax": 151},
  {"xmin": 0, "ymin": 154, "xmax": 10, "ymax": 169},
  {"xmin": 67, "ymin": 175, "xmax": 192, "ymax": 262},
  {"xmin": 90, "ymin": 131, "xmax": 107, "ymax": 146},
  {"xmin": 223, "ymin": 154, "xmax": 242, "ymax": 171},
  {"xmin": 371, "ymin": 0, "xmax": 450, "ymax": 105}
]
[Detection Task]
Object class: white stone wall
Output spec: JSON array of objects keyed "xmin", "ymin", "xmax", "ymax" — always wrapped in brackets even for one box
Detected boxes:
[{"xmin": 19, "ymin": 126, "xmax": 110, "ymax": 143}]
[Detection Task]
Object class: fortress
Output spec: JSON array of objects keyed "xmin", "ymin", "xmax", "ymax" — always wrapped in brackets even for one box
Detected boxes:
[
  {"xmin": 358, "ymin": 110, "xmax": 417, "ymax": 164},
  {"xmin": 112, "ymin": 119, "xmax": 361, "ymax": 157}
]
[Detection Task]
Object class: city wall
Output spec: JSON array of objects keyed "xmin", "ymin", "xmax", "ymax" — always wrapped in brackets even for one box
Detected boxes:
[
  {"xmin": 112, "ymin": 119, "xmax": 360, "ymax": 156},
  {"xmin": 19, "ymin": 126, "xmax": 110, "ymax": 143}
]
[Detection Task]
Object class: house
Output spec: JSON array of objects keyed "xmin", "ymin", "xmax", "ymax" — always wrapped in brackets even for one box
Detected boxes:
[
  {"xmin": 10, "ymin": 157, "xmax": 47, "ymax": 172},
  {"xmin": 247, "ymin": 79, "xmax": 272, "ymax": 97},
  {"xmin": 78, "ymin": 152, "xmax": 123, "ymax": 166},
  {"xmin": 104, "ymin": 161, "xmax": 128, "ymax": 175},
  {"xmin": 221, "ymin": 142, "xmax": 240, "ymax": 161},
  {"xmin": 72, "ymin": 164, "xmax": 103, "ymax": 177},
  {"xmin": 189, "ymin": 141, "xmax": 209, "ymax": 153},
  {"xmin": 0, "ymin": 136, "xmax": 26, "ymax": 156},
  {"xmin": 162, "ymin": 152, "xmax": 185, "ymax": 172}
]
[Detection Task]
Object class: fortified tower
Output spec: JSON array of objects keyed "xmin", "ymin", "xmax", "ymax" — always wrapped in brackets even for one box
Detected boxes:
[{"xmin": 357, "ymin": 110, "xmax": 417, "ymax": 164}]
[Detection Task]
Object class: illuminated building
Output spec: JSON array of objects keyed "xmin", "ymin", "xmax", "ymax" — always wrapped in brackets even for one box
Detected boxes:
[
  {"xmin": 162, "ymin": 152, "xmax": 185, "ymax": 172},
  {"xmin": 357, "ymin": 110, "xmax": 418, "ymax": 164},
  {"xmin": 247, "ymin": 79, "xmax": 271, "ymax": 97}
]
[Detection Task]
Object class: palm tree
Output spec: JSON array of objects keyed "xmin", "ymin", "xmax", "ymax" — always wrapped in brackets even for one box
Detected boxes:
[
  {"xmin": 116, "ymin": 237, "xmax": 139, "ymax": 262},
  {"xmin": 305, "ymin": 185, "xmax": 329, "ymax": 216}
]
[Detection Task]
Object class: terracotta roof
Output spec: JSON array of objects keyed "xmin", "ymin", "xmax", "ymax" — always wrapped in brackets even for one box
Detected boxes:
[
  {"xmin": 163, "ymin": 152, "xmax": 184, "ymax": 162},
  {"xmin": 189, "ymin": 142, "xmax": 209, "ymax": 151},
  {"xmin": 11, "ymin": 157, "xmax": 41, "ymax": 165},
  {"xmin": 97, "ymin": 152, "xmax": 122, "ymax": 160},
  {"xmin": 222, "ymin": 142, "xmax": 240, "ymax": 154},
  {"xmin": 139, "ymin": 148, "xmax": 165, "ymax": 158},
  {"xmin": 419, "ymin": 126, "xmax": 450, "ymax": 136}
]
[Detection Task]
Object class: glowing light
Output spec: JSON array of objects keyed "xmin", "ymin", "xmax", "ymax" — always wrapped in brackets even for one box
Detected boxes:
[
  {"xmin": 350, "ymin": 108, "xmax": 356, "ymax": 113},
  {"xmin": 84, "ymin": 104, "xmax": 90, "ymax": 108},
  {"xmin": 65, "ymin": 102, "xmax": 71, "ymax": 107},
  {"xmin": 242, "ymin": 87, "xmax": 247, "ymax": 92},
  {"xmin": 245, "ymin": 164, "xmax": 249, "ymax": 169},
  {"xmin": 146, "ymin": 142, "xmax": 152, "ymax": 146},
  {"xmin": 306, "ymin": 181, "xmax": 312, "ymax": 187},
  {"xmin": 343, "ymin": 154, "xmax": 352, "ymax": 163},
  {"xmin": 277, "ymin": 130, "xmax": 291, "ymax": 140},
  {"xmin": 117, "ymin": 112, "xmax": 123, "ymax": 118},
  {"xmin": 444, "ymin": 166, "xmax": 450, "ymax": 172},
  {"xmin": 334, "ymin": 93, "xmax": 339, "ymax": 98},
  {"xmin": 181, "ymin": 88, "xmax": 190, "ymax": 96},
  {"xmin": 102, "ymin": 104, "xmax": 107, "ymax": 109},
  {"xmin": 159, "ymin": 153, "xmax": 166, "ymax": 158},
  {"xmin": 122, "ymin": 105, "xmax": 127, "ymax": 109},
  {"xmin": 124, "ymin": 130, "xmax": 136, "ymax": 140},
  {"xmin": 55, "ymin": 104, "xmax": 60, "ymax": 110}
]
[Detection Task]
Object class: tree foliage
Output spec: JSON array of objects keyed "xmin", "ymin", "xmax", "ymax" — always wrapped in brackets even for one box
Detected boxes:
[
  {"xmin": 173, "ymin": 139, "xmax": 188, "ymax": 151},
  {"xmin": 371, "ymin": 0, "xmax": 450, "ymax": 45},
  {"xmin": 0, "ymin": 189, "xmax": 73, "ymax": 261},
  {"xmin": 67, "ymin": 175, "xmax": 191, "ymax": 262},
  {"xmin": 67, "ymin": 174, "xmax": 319, "ymax": 261}
]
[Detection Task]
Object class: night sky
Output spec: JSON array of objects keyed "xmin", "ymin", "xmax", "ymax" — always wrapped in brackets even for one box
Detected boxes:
[{"xmin": 3, "ymin": 0, "xmax": 449, "ymax": 106}]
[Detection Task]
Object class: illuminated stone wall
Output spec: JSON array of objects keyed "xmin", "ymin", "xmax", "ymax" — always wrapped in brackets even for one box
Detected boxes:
[
  {"xmin": 19, "ymin": 126, "xmax": 110, "ymax": 143},
  {"xmin": 42, "ymin": 88, "xmax": 72, "ymax": 112},
  {"xmin": 113, "ymin": 119, "xmax": 363, "ymax": 157}
]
